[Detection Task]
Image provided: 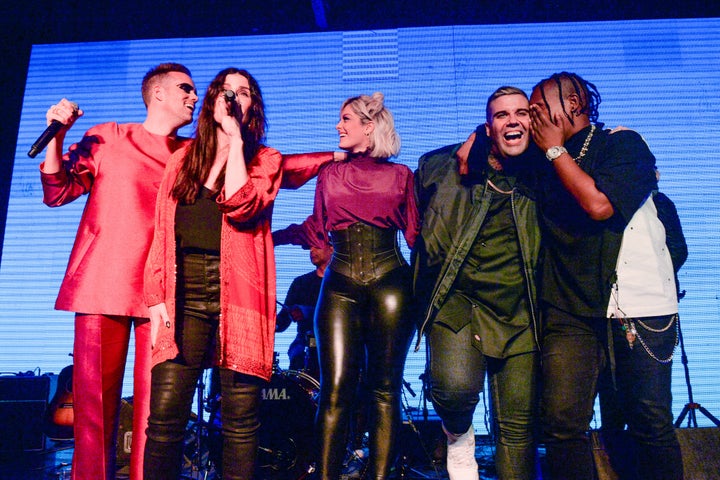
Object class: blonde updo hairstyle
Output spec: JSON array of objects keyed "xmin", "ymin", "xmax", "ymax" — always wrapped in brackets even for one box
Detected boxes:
[{"xmin": 342, "ymin": 92, "xmax": 401, "ymax": 159}]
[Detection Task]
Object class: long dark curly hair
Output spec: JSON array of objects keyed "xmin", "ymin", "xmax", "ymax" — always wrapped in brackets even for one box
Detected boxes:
[{"xmin": 172, "ymin": 67, "xmax": 266, "ymax": 204}]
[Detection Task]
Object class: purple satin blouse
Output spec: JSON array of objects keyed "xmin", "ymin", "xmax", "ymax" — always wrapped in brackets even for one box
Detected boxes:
[{"xmin": 295, "ymin": 153, "xmax": 419, "ymax": 250}]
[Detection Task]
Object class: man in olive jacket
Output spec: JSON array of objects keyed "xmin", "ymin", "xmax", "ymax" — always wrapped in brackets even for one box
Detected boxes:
[{"xmin": 413, "ymin": 86, "xmax": 541, "ymax": 480}]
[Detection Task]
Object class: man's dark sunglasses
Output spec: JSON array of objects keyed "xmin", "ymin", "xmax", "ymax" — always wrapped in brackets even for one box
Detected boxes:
[{"xmin": 177, "ymin": 83, "xmax": 197, "ymax": 94}]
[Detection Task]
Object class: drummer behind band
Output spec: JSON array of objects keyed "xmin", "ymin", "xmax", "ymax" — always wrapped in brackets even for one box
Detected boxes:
[{"xmin": 275, "ymin": 243, "xmax": 334, "ymax": 377}]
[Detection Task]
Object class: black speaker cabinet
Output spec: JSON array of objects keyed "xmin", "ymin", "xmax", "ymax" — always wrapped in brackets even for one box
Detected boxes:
[
  {"xmin": 0, "ymin": 375, "xmax": 50, "ymax": 452},
  {"xmin": 592, "ymin": 427, "xmax": 720, "ymax": 480},
  {"xmin": 676, "ymin": 427, "xmax": 720, "ymax": 480}
]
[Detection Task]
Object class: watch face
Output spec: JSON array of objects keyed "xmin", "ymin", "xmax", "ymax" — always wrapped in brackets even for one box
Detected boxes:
[{"xmin": 546, "ymin": 146, "xmax": 566, "ymax": 161}]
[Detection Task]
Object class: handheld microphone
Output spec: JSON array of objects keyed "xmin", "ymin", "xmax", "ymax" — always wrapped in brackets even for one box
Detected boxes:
[
  {"xmin": 223, "ymin": 90, "xmax": 243, "ymax": 120},
  {"xmin": 28, "ymin": 102, "xmax": 79, "ymax": 158}
]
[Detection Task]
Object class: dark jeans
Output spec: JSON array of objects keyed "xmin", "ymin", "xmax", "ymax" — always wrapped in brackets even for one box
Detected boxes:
[
  {"xmin": 541, "ymin": 304, "xmax": 683, "ymax": 480},
  {"xmin": 144, "ymin": 252, "xmax": 263, "ymax": 480},
  {"xmin": 314, "ymin": 265, "xmax": 415, "ymax": 480},
  {"xmin": 428, "ymin": 321, "xmax": 539, "ymax": 480}
]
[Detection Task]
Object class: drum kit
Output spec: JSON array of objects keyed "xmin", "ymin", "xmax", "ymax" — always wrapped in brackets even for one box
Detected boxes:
[
  {"xmin": 185, "ymin": 342, "xmax": 437, "ymax": 480},
  {"xmin": 184, "ymin": 349, "xmax": 361, "ymax": 480},
  {"xmin": 255, "ymin": 367, "xmax": 320, "ymax": 479}
]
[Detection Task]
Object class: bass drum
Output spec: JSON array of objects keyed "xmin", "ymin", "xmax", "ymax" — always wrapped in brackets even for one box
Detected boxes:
[{"xmin": 256, "ymin": 369, "xmax": 319, "ymax": 479}]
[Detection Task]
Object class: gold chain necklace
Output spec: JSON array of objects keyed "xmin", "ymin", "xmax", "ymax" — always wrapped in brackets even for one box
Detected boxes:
[
  {"xmin": 573, "ymin": 124, "xmax": 596, "ymax": 165},
  {"xmin": 486, "ymin": 155, "xmax": 514, "ymax": 194}
]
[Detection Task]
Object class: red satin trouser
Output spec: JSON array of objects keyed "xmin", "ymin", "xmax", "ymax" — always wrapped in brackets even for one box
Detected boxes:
[{"xmin": 72, "ymin": 314, "xmax": 151, "ymax": 480}]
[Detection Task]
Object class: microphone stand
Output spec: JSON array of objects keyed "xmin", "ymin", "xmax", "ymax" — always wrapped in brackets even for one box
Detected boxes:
[
  {"xmin": 398, "ymin": 379, "xmax": 433, "ymax": 479},
  {"xmin": 674, "ymin": 315, "xmax": 720, "ymax": 427},
  {"xmin": 182, "ymin": 370, "xmax": 219, "ymax": 479}
]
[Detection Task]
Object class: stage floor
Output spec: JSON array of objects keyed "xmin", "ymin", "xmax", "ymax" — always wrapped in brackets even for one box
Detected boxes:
[
  {"xmin": 0, "ymin": 435, "xmax": 537, "ymax": 480},
  {"xmin": 4, "ymin": 428, "xmax": 717, "ymax": 479}
]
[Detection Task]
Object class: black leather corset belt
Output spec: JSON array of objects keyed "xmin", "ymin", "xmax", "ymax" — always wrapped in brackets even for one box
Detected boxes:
[{"xmin": 329, "ymin": 222, "xmax": 407, "ymax": 283}]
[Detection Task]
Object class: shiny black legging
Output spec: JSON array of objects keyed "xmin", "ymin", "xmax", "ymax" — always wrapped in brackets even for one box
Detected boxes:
[
  {"xmin": 314, "ymin": 226, "xmax": 415, "ymax": 480},
  {"xmin": 144, "ymin": 252, "xmax": 263, "ymax": 480}
]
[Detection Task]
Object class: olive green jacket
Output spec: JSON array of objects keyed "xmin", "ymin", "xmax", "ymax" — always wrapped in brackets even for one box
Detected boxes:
[{"xmin": 412, "ymin": 140, "xmax": 542, "ymax": 354}]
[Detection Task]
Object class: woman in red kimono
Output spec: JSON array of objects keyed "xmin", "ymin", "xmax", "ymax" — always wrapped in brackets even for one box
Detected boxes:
[{"xmin": 143, "ymin": 67, "xmax": 281, "ymax": 480}]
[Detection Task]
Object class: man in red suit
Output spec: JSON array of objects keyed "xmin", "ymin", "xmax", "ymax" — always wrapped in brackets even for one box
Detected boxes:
[{"xmin": 40, "ymin": 63, "xmax": 198, "ymax": 480}]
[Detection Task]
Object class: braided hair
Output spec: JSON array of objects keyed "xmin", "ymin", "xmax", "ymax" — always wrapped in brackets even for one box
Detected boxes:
[{"xmin": 534, "ymin": 72, "xmax": 602, "ymax": 125}]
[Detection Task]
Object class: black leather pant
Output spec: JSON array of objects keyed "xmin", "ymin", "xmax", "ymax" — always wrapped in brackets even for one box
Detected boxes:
[
  {"xmin": 314, "ymin": 224, "xmax": 415, "ymax": 480},
  {"xmin": 144, "ymin": 252, "xmax": 263, "ymax": 480}
]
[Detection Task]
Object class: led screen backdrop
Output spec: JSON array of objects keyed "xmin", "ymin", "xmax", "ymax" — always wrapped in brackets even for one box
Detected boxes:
[{"xmin": 2, "ymin": 17, "xmax": 719, "ymax": 433}]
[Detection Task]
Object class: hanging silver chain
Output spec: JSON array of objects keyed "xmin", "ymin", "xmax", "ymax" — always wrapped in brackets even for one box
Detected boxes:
[{"xmin": 631, "ymin": 314, "xmax": 679, "ymax": 364}]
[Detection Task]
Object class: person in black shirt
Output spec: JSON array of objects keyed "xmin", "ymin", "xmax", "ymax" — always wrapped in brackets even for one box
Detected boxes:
[
  {"xmin": 530, "ymin": 72, "xmax": 683, "ymax": 480},
  {"xmin": 276, "ymin": 243, "xmax": 333, "ymax": 377}
]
